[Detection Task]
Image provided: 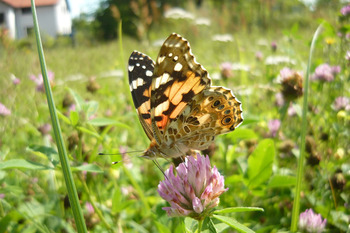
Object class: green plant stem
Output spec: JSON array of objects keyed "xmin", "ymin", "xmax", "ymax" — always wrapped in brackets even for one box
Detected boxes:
[
  {"xmin": 290, "ymin": 24, "xmax": 324, "ymax": 232},
  {"xmin": 197, "ymin": 219, "xmax": 203, "ymax": 233},
  {"xmin": 30, "ymin": 1, "xmax": 87, "ymax": 232},
  {"xmin": 279, "ymin": 101, "xmax": 290, "ymax": 123},
  {"xmin": 0, "ymin": 199, "xmax": 4, "ymax": 217}
]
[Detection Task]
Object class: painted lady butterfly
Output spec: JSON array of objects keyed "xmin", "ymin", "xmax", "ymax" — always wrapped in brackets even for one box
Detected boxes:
[{"xmin": 128, "ymin": 33, "xmax": 243, "ymax": 159}]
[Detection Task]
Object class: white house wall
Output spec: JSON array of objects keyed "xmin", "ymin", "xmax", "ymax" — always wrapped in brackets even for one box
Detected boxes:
[
  {"xmin": 15, "ymin": 5, "xmax": 57, "ymax": 39},
  {"xmin": 0, "ymin": 2, "xmax": 16, "ymax": 39},
  {"xmin": 54, "ymin": 0, "xmax": 72, "ymax": 35}
]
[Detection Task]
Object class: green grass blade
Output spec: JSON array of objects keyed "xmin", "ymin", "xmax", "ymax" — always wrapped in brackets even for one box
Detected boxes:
[
  {"xmin": 212, "ymin": 215, "xmax": 255, "ymax": 233},
  {"xmin": 290, "ymin": 23, "xmax": 324, "ymax": 232},
  {"xmin": 30, "ymin": 1, "xmax": 87, "ymax": 232},
  {"xmin": 213, "ymin": 207, "xmax": 264, "ymax": 214}
]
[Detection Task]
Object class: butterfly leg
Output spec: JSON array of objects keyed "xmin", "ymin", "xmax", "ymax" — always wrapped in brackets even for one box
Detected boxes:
[{"xmin": 152, "ymin": 159, "xmax": 168, "ymax": 179}]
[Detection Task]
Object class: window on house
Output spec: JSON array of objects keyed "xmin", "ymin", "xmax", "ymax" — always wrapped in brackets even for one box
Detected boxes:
[
  {"xmin": 26, "ymin": 27, "xmax": 33, "ymax": 36},
  {"xmin": 0, "ymin": 13, "xmax": 4, "ymax": 24},
  {"xmin": 21, "ymin": 7, "xmax": 32, "ymax": 14}
]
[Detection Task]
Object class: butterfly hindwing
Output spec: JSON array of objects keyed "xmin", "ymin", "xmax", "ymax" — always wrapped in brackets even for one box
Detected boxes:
[
  {"xmin": 128, "ymin": 51, "xmax": 155, "ymax": 140},
  {"xmin": 164, "ymin": 87, "xmax": 243, "ymax": 150}
]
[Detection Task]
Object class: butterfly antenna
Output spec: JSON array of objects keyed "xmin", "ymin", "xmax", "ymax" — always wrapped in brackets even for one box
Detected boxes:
[
  {"xmin": 99, "ymin": 149, "xmax": 145, "ymax": 165},
  {"xmin": 98, "ymin": 149, "xmax": 144, "ymax": 156}
]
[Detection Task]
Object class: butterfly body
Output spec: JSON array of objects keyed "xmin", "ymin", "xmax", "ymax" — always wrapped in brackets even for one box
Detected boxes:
[{"xmin": 128, "ymin": 33, "xmax": 243, "ymax": 159}]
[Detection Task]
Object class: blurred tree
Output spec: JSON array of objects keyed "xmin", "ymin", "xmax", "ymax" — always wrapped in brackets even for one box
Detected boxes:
[{"xmin": 94, "ymin": 0, "xmax": 183, "ymax": 40}]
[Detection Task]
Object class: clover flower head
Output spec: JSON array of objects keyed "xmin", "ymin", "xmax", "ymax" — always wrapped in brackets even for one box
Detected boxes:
[
  {"xmin": 220, "ymin": 62, "xmax": 233, "ymax": 79},
  {"xmin": 333, "ymin": 96, "xmax": 350, "ymax": 111},
  {"xmin": 340, "ymin": 5, "xmax": 350, "ymax": 16},
  {"xmin": 0, "ymin": 103, "xmax": 11, "ymax": 116},
  {"xmin": 271, "ymin": 41, "xmax": 277, "ymax": 52},
  {"xmin": 275, "ymin": 92, "xmax": 285, "ymax": 107},
  {"xmin": 29, "ymin": 71, "xmax": 55, "ymax": 92},
  {"xmin": 312, "ymin": 64, "xmax": 339, "ymax": 82},
  {"xmin": 299, "ymin": 209, "xmax": 327, "ymax": 233},
  {"xmin": 38, "ymin": 123, "xmax": 52, "ymax": 135},
  {"xmin": 280, "ymin": 67, "xmax": 295, "ymax": 80},
  {"xmin": 10, "ymin": 74, "xmax": 20, "ymax": 85},
  {"xmin": 268, "ymin": 119, "xmax": 281, "ymax": 137},
  {"xmin": 158, "ymin": 154, "xmax": 228, "ymax": 220},
  {"xmin": 85, "ymin": 202, "xmax": 94, "ymax": 214},
  {"xmin": 255, "ymin": 51, "xmax": 263, "ymax": 61},
  {"xmin": 287, "ymin": 103, "xmax": 297, "ymax": 116},
  {"xmin": 279, "ymin": 67, "xmax": 303, "ymax": 101}
]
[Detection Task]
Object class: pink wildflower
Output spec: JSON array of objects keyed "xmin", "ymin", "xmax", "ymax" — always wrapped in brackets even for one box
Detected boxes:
[
  {"xmin": 299, "ymin": 209, "xmax": 327, "ymax": 233},
  {"xmin": 312, "ymin": 64, "xmax": 340, "ymax": 82},
  {"xmin": 0, "ymin": 103, "xmax": 11, "ymax": 116},
  {"xmin": 29, "ymin": 71, "xmax": 55, "ymax": 92},
  {"xmin": 268, "ymin": 119, "xmax": 281, "ymax": 137},
  {"xmin": 158, "ymin": 154, "xmax": 228, "ymax": 220}
]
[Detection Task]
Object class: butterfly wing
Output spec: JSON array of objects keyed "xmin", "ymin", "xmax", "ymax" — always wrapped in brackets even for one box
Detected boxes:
[
  {"xmin": 128, "ymin": 51, "xmax": 155, "ymax": 140},
  {"xmin": 150, "ymin": 33, "xmax": 211, "ymax": 144},
  {"xmin": 166, "ymin": 86, "xmax": 243, "ymax": 151}
]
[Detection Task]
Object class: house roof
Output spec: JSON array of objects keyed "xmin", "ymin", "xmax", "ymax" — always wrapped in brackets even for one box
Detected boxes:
[{"xmin": 1, "ymin": 0, "xmax": 60, "ymax": 8}]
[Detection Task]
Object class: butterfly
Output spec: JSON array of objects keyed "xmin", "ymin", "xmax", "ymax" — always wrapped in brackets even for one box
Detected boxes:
[{"xmin": 128, "ymin": 33, "xmax": 243, "ymax": 159}]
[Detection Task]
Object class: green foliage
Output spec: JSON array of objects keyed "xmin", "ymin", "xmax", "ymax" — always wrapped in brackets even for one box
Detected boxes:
[{"xmin": 247, "ymin": 139, "xmax": 275, "ymax": 189}]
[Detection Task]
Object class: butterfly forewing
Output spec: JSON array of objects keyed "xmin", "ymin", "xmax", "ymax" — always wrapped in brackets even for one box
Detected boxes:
[
  {"xmin": 128, "ymin": 51, "xmax": 155, "ymax": 140},
  {"xmin": 150, "ymin": 33, "xmax": 211, "ymax": 142}
]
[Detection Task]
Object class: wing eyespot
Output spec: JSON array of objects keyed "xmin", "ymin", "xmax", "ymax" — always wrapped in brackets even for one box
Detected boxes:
[
  {"xmin": 212, "ymin": 100, "xmax": 220, "ymax": 107},
  {"xmin": 218, "ymin": 104, "xmax": 225, "ymax": 110},
  {"xmin": 222, "ymin": 116, "xmax": 232, "ymax": 125},
  {"xmin": 184, "ymin": 126, "xmax": 191, "ymax": 133}
]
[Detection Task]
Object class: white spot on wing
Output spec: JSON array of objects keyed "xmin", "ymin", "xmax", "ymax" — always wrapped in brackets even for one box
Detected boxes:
[
  {"xmin": 168, "ymin": 53, "xmax": 173, "ymax": 57},
  {"xmin": 155, "ymin": 76, "xmax": 162, "ymax": 89},
  {"xmin": 132, "ymin": 80, "xmax": 137, "ymax": 90},
  {"xmin": 136, "ymin": 63, "xmax": 140, "ymax": 66},
  {"xmin": 173, "ymin": 56, "xmax": 178, "ymax": 61},
  {"xmin": 136, "ymin": 77, "xmax": 145, "ymax": 87},
  {"xmin": 142, "ymin": 65, "xmax": 146, "ymax": 69},
  {"xmin": 128, "ymin": 65, "xmax": 134, "ymax": 72},
  {"xmin": 146, "ymin": 70, "xmax": 153, "ymax": 77},
  {"xmin": 160, "ymin": 73, "xmax": 170, "ymax": 85},
  {"xmin": 158, "ymin": 56, "xmax": 165, "ymax": 64},
  {"xmin": 174, "ymin": 63, "xmax": 183, "ymax": 71}
]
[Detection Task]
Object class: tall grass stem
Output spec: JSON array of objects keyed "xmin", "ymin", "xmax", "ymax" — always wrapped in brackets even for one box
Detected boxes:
[
  {"xmin": 30, "ymin": 1, "xmax": 87, "ymax": 232},
  {"xmin": 290, "ymin": 24, "xmax": 324, "ymax": 232}
]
